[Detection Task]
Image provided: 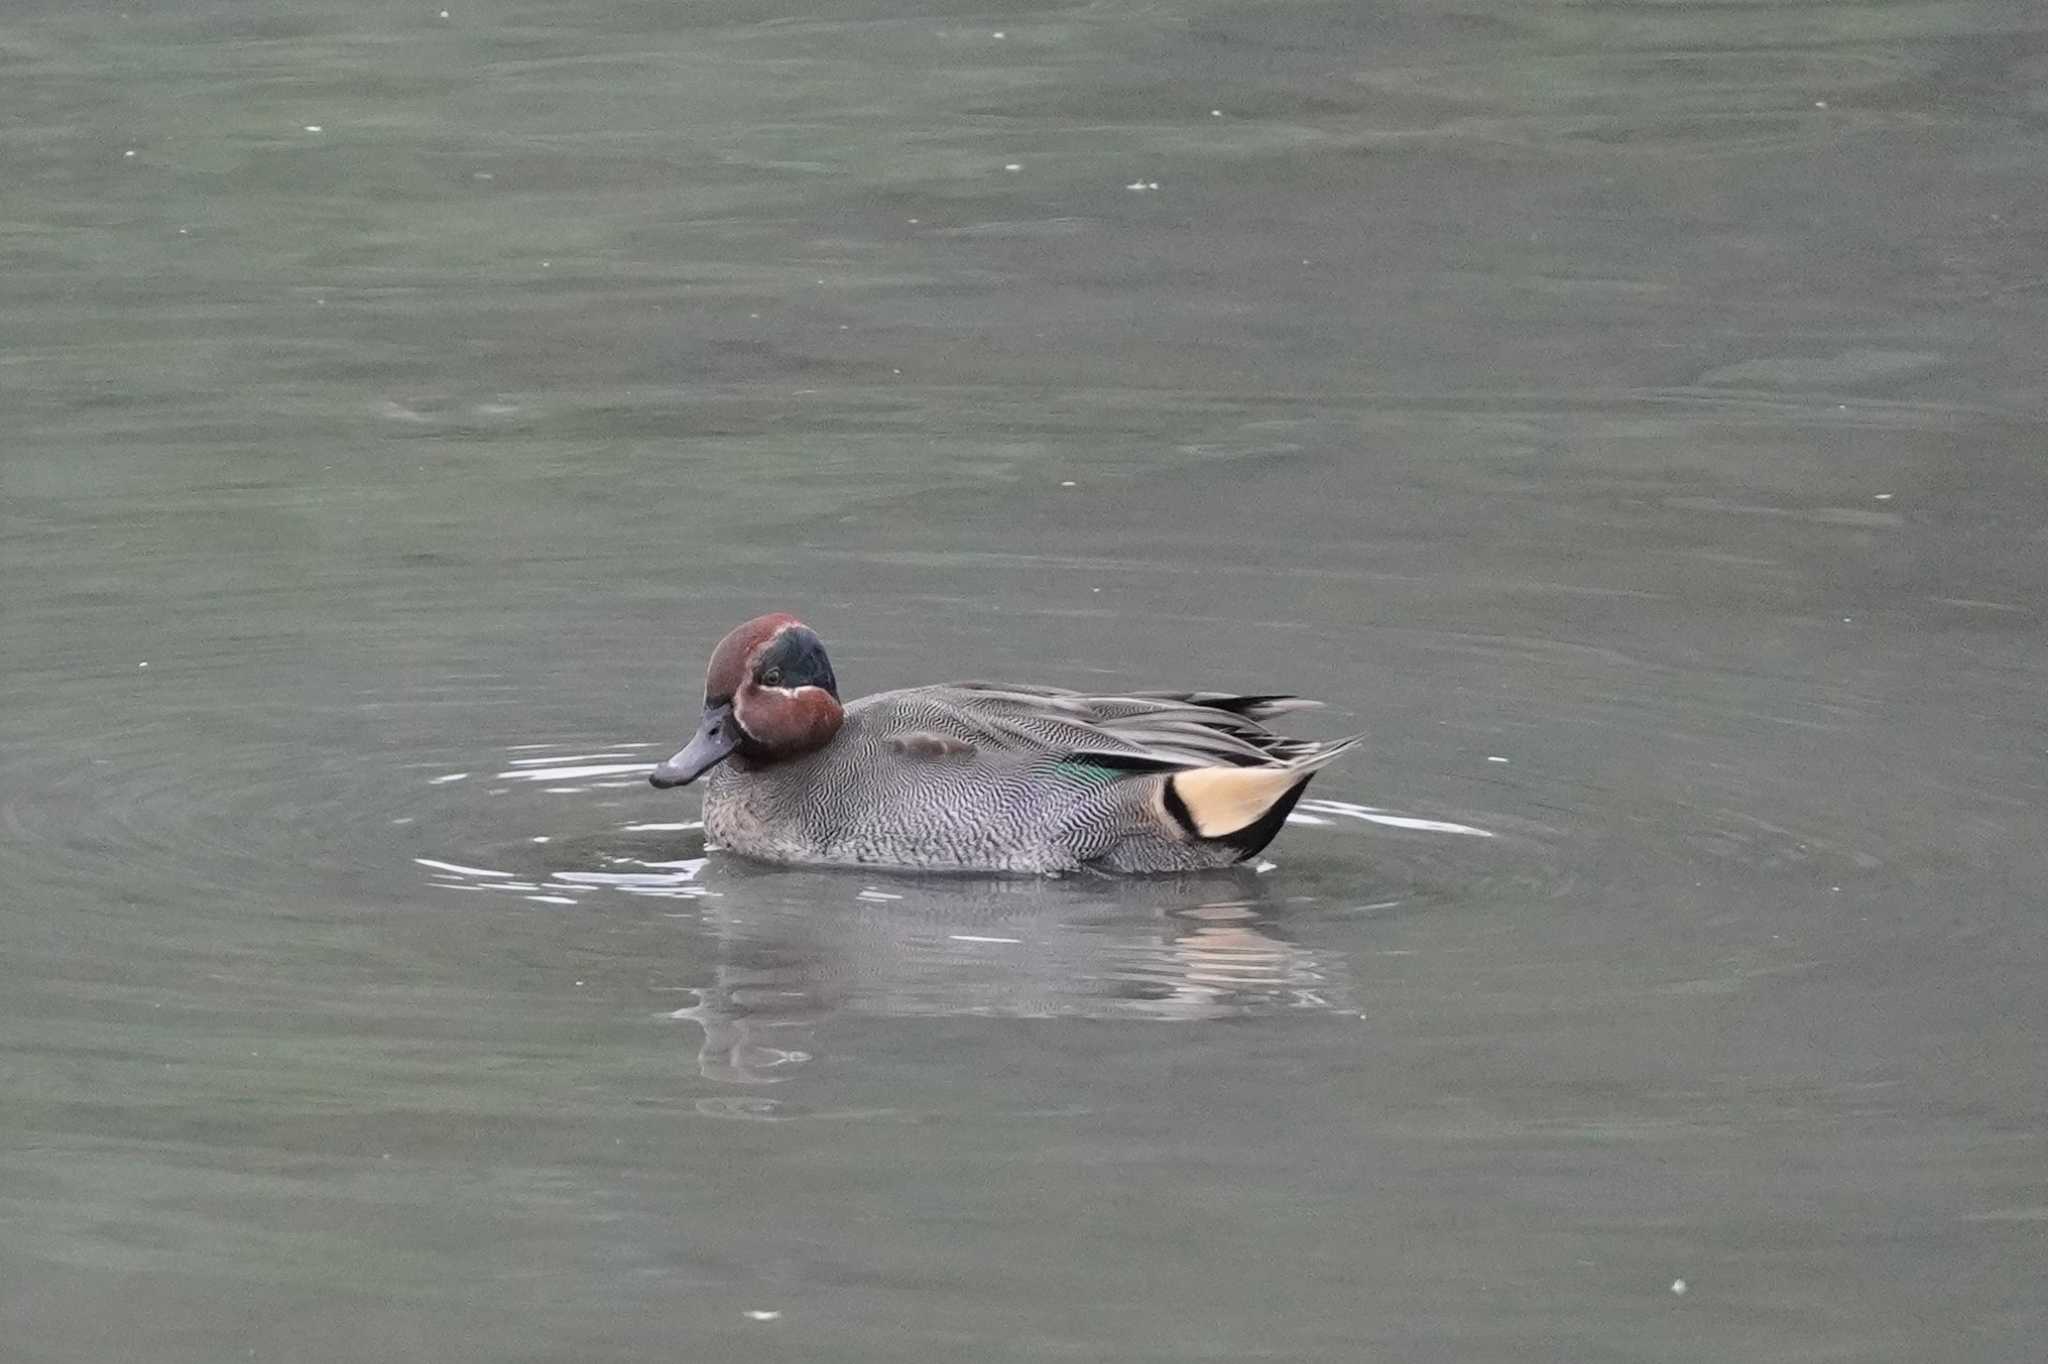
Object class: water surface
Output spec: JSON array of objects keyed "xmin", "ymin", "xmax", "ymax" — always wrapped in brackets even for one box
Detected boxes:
[{"xmin": 5, "ymin": 3, "xmax": 2044, "ymax": 1360}]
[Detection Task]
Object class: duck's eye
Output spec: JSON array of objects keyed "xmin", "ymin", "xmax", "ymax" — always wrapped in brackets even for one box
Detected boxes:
[{"xmin": 761, "ymin": 666, "xmax": 784, "ymax": 687}]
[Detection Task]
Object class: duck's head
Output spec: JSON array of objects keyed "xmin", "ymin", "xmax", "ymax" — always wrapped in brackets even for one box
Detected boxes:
[{"xmin": 649, "ymin": 613, "xmax": 843, "ymax": 788}]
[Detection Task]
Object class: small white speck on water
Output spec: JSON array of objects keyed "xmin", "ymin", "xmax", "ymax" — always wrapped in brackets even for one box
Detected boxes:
[
  {"xmin": 1004, "ymin": 163, "xmax": 1022, "ymax": 172},
  {"xmin": 439, "ymin": 9, "xmax": 450, "ymax": 17},
  {"xmin": 137, "ymin": 661, "xmax": 149, "ymax": 668},
  {"xmin": 1091, "ymin": 587, "xmax": 1101, "ymax": 593},
  {"xmin": 1211, "ymin": 109, "xmax": 1223, "ymax": 116},
  {"xmin": 1060, "ymin": 480, "xmax": 1076, "ymax": 487},
  {"xmin": 1874, "ymin": 492, "xmax": 1894, "ymax": 500},
  {"xmin": 749, "ymin": 312, "xmax": 760, "ymax": 319},
  {"xmin": 574, "ymin": 980, "xmax": 584, "ymax": 986},
  {"xmin": 304, "ymin": 125, "xmax": 323, "ymax": 133},
  {"xmin": 992, "ymin": 31, "xmax": 1005, "ymax": 39},
  {"xmin": 177, "ymin": 227, "xmax": 188, "ymax": 235},
  {"xmin": 1814, "ymin": 100, "xmax": 1828, "ymax": 108},
  {"xmin": 531, "ymin": 835, "xmax": 550, "ymax": 843},
  {"xmin": 1670, "ymin": 1278, "xmax": 1688, "ymax": 1296},
  {"xmin": 124, "ymin": 148, "xmax": 137, "ymax": 158},
  {"xmin": 744, "ymin": 1310, "xmax": 782, "ymax": 1321},
  {"xmin": 950, "ymin": 934, "xmax": 1022, "ymax": 944},
  {"xmin": 1843, "ymin": 617, "xmax": 1853, "ymax": 623},
  {"xmin": 472, "ymin": 171, "xmax": 494, "ymax": 180},
  {"xmin": 1486, "ymin": 755, "xmax": 1509, "ymax": 764}
]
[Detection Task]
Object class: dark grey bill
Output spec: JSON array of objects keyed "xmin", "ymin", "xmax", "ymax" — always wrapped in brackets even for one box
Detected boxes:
[{"xmin": 649, "ymin": 702, "xmax": 739, "ymax": 788}]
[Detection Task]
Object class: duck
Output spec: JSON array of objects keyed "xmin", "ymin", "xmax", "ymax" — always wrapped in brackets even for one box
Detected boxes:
[{"xmin": 647, "ymin": 613, "xmax": 1361, "ymax": 874}]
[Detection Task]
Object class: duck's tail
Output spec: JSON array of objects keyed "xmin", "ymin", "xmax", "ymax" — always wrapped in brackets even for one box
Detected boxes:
[{"xmin": 1161, "ymin": 736, "xmax": 1363, "ymax": 860}]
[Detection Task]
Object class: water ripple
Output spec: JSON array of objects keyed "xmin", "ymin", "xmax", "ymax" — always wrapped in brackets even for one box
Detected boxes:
[{"xmin": 403, "ymin": 742, "xmax": 1451, "ymax": 1080}]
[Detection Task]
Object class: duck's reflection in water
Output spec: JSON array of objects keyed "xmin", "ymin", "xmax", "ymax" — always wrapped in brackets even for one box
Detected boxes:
[{"xmin": 666, "ymin": 871, "xmax": 1349, "ymax": 1085}]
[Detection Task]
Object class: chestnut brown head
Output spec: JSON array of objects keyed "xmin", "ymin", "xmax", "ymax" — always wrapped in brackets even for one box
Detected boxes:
[{"xmin": 649, "ymin": 614, "xmax": 844, "ymax": 788}]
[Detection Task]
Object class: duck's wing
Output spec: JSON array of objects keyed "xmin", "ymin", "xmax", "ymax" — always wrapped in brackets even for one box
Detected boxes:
[
  {"xmin": 1122, "ymin": 690, "xmax": 1323, "ymax": 722},
  {"xmin": 857, "ymin": 684, "xmax": 1363, "ymax": 866},
  {"xmin": 912, "ymin": 682, "xmax": 1346, "ymax": 772},
  {"xmin": 947, "ymin": 680, "xmax": 1317, "ymax": 722}
]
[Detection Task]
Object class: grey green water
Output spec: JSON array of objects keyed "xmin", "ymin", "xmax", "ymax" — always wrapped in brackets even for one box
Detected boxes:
[{"xmin": 5, "ymin": 3, "xmax": 2045, "ymax": 1359}]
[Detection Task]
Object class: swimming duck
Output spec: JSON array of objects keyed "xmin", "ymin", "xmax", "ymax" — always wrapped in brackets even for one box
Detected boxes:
[{"xmin": 648, "ymin": 614, "xmax": 1360, "ymax": 874}]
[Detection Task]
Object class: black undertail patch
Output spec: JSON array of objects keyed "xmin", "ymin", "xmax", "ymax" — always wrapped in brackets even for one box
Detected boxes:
[{"xmin": 1160, "ymin": 772, "xmax": 1199, "ymax": 838}]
